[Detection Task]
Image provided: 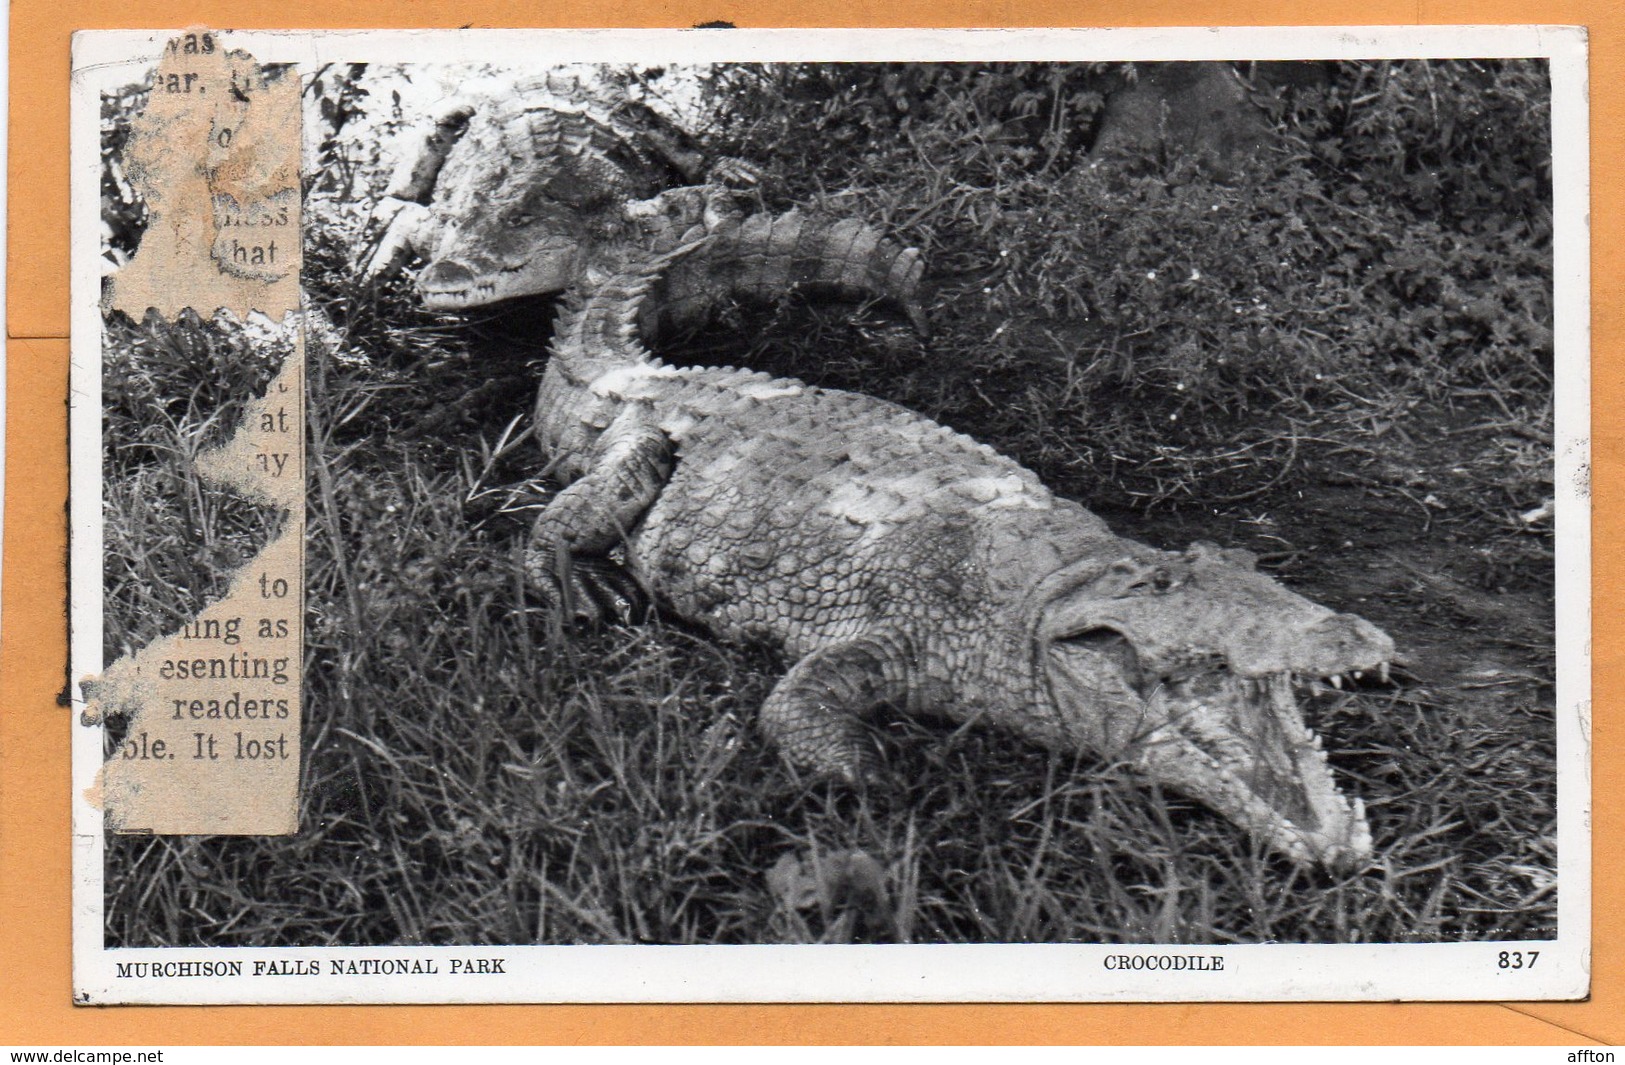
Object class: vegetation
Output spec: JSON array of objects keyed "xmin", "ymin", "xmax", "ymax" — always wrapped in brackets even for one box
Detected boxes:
[{"xmin": 102, "ymin": 59, "xmax": 1558, "ymax": 946}]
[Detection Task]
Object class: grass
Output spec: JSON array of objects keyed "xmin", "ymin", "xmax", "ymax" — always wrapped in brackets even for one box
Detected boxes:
[{"xmin": 100, "ymin": 59, "xmax": 1559, "ymax": 947}]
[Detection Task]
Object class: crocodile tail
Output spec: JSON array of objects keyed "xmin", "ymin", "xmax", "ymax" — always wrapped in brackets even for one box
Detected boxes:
[
  {"xmin": 548, "ymin": 240, "xmax": 713, "ymax": 384},
  {"xmin": 653, "ymin": 209, "xmax": 929, "ymax": 337}
]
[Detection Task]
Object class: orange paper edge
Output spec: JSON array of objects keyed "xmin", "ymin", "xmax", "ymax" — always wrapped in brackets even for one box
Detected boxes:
[{"xmin": 6, "ymin": 0, "xmax": 1619, "ymax": 1046}]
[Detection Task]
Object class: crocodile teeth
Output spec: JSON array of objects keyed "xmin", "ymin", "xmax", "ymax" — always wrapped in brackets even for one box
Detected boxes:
[
  {"xmin": 1352, "ymin": 669, "xmax": 1363, "ymax": 681},
  {"xmin": 1328, "ymin": 674, "xmax": 1342, "ymax": 690},
  {"xmin": 1379, "ymin": 661, "xmax": 1390, "ymax": 684}
]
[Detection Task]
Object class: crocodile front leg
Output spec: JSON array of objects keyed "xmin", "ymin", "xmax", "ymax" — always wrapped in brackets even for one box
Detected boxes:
[
  {"xmin": 759, "ymin": 632, "xmax": 916, "ymax": 783},
  {"xmin": 362, "ymin": 199, "xmax": 436, "ymax": 284},
  {"xmin": 525, "ymin": 409, "xmax": 673, "ymax": 622}
]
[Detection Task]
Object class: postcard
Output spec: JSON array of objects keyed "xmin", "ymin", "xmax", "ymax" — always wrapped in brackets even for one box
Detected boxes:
[{"xmin": 69, "ymin": 25, "xmax": 1589, "ymax": 1003}]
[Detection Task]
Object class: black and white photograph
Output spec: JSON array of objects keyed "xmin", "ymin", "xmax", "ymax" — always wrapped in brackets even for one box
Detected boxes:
[{"xmin": 71, "ymin": 27, "xmax": 1590, "ymax": 1002}]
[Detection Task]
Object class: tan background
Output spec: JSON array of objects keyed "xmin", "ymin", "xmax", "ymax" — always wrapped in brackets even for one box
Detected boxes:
[{"xmin": 4, "ymin": 0, "xmax": 1618, "ymax": 1045}]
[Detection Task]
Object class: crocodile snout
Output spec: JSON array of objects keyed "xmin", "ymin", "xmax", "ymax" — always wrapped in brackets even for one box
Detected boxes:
[
  {"xmin": 1298, "ymin": 612, "xmax": 1395, "ymax": 674},
  {"xmin": 419, "ymin": 258, "xmax": 482, "ymax": 291}
]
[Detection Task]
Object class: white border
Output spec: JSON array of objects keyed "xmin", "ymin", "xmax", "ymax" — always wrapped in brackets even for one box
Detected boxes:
[{"xmin": 69, "ymin": 25, "xmax": 1591, "ymax": 1005}]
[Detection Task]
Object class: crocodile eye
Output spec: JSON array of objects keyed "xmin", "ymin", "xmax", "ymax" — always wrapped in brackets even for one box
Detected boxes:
[
  {"xmin": 509, "ymin": 212, "xmax": 534, "ymax": 228},
  {"xmin": 1125, "ymin": 570, "xmax": 1180, "ymax": 594}
]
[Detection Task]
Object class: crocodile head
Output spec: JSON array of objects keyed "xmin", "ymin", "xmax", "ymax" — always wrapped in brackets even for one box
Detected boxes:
[
  {"xmin": 416, "ymin": 192, "xmax": 592, "ymax": 310},
  {"xmin": 397, "ymin": 96, "xmax": 674, "ymax": 311},
  {"xmin": 1030, "ymin": 540, "xmax": 1392, "ymax": 869}
]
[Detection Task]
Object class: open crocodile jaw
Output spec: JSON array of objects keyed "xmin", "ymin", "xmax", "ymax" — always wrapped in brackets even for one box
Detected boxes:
[
  {"xmin": 1026, "ymin": 539, "xmax": 1394, "ymax": 869},
  {"xmin": 1045, "ymin": 636, "xmax": 1377, "ymax": 870},
  {"xmin": 1133, "ymin": 672, "xmax": 1375, "ymax": 869}
]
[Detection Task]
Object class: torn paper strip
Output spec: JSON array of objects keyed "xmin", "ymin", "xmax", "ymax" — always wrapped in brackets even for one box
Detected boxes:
[{"xmin": 87, "ymin": 31, "xmax": 304, "ymax": 835}]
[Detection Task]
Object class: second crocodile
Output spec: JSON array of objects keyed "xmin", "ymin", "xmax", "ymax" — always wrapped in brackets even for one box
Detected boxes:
[{"xmin": 362, "ymin": 70, "xmax": 925, "ymax": 330}]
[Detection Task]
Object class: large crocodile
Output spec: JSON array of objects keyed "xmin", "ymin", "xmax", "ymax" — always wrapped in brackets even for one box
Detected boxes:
[{"xmin": 522, "ymin": 237, "xmax": 1392, "ymax": 870}]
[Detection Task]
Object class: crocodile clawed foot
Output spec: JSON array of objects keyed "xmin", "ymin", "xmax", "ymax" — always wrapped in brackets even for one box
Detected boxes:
[
  {"xmin": 777, "ymin": 736, "xmax": 888, "ymax": 796},
  {"xmin": 819, "ymin": 747, "xmax": 884, "ymax": 792},
  {"xmin": 572, "ymin": 558, "xmax": 649, "ymax": 624},
  {"xmin": 530, "ymin": 555, "xmax": 647, "ymax": 627},
  {"xmin": 805, "ymin": 746, "xmax": 914, "ymax": 823}
]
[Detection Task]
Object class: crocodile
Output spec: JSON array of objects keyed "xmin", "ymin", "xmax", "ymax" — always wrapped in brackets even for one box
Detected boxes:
[
  {"xmin": 522, "ymin": 239, "xmax": 1393, "ymax": 870},
  {"xmin": 363, "ymin": 71, "xmax": 788, "ymax": 314}
]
